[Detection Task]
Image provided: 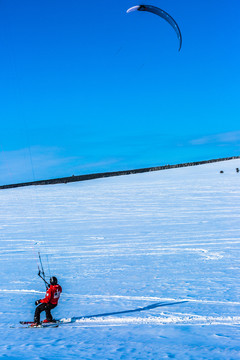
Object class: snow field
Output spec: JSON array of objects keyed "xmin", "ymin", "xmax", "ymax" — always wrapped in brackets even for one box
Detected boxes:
[{"xmin": 1, "ymin": 159, "xmax": 240, "ymax": 359}]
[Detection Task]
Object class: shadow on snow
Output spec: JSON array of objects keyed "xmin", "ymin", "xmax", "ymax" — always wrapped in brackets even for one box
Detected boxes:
[{"xmin": 67, "ymin": 301, "xmax": 188, "ymax": 322}]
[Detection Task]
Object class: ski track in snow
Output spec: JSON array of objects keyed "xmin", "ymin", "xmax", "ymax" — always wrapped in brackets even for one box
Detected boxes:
[
  {"xmin": 66, "ymin": 314, "xmax": 240, "ymax": 326},
  {"xmin": 1, "ymin": 159, "xmax": 240, "ymax": 359}
]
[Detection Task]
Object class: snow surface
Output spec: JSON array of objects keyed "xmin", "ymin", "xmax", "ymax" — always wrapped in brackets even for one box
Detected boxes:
[{"xmin": 1, "ymin": 159, "xmax": 240, "ymax": 359}]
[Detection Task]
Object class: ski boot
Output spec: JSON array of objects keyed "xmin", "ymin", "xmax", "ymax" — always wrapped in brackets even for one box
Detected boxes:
[{"xmin": 43, "ymin": 319, "xmax": 57, "ymax": 324}]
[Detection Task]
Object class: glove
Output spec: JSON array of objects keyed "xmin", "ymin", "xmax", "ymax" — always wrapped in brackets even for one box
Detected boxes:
[{"xmin": 35, "ymin": 300, "xmax": 41, "ymax": 306}]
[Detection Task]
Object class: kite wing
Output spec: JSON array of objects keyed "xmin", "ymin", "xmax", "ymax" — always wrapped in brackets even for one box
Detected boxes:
[{"xmin": 127, "ymin": 5, "xmax": 182, "ymax": 51}]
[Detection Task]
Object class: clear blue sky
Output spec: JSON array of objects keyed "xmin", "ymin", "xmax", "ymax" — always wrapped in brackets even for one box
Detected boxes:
[{"xmin": 0, "ymin": 0, "xmax": 240, "ymax": 184}]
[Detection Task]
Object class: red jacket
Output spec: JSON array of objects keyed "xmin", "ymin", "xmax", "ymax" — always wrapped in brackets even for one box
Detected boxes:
[{"xmin": 40, "ymin": 284, "xmax": 62, "ymax": 305}]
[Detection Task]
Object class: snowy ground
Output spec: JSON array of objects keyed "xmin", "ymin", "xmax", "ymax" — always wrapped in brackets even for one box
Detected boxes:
[{"xmin": 1, "ymin": 159, "xmax": 240, "ymax": 359}]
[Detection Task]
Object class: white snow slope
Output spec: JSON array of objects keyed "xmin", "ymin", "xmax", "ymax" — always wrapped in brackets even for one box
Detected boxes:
[{"xmin": 1, "ymin": 159, "xmax": 240, "ymax": 359}]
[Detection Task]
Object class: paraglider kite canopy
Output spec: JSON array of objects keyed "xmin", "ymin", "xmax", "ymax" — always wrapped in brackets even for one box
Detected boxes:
[{"xmin": 127, "ymin": 4, "xmax": 182, "ymax": 51}]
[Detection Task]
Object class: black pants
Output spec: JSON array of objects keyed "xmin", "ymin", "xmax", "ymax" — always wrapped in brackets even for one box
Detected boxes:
[{"xmin": 34, "ymin": 303, "xmax": 57, "ymax": 324}]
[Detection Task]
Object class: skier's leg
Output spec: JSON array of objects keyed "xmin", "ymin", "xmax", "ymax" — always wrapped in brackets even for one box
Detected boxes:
[
  {"xmin": 34, "ymin": 303, "xmax": 46, "ymax": 324},
  {"xmin": 45, "ymin": 304, "xmax": 53, "ymax": 321},
  {"xmin": 45, "ymin": 303, "xmax": 57, "ymax": 322}
]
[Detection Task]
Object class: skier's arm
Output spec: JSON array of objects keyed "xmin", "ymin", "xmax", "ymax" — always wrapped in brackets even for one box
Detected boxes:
[{"xmin": 40, "ymin": 288, "xmax": 53, "ymax": 304}]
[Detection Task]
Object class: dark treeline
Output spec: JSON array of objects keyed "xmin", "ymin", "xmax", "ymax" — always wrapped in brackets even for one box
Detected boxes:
[{"xmin": 0, "ymin": 156, "xmax": 239, "ymax": 190}]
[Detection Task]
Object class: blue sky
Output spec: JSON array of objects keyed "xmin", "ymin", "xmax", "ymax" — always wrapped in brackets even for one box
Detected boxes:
[{"xmin": 0, "ymin": 0, "xmax": 240, "ymax": 184}]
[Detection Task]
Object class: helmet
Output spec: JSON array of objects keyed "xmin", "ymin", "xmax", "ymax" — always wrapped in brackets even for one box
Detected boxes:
[{"xmin": 50, "ymin": 276, "xmax": 58, "ymax": 285}]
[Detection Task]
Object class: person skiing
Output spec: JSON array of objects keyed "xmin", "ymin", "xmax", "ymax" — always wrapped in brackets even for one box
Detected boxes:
[{"xmin": 34, "ymin": 276, "xmax": 62, "ymax": 325}]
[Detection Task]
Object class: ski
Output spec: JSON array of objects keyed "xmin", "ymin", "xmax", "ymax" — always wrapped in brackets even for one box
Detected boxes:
[
  {"xmin": 20, "ymin": 321, "xmax": 58, "ymax": 325},
  {"xmin": 19, "ymin": 320, "xmax": 59, "ymax": 328},
  {"xmin": 28, "ymin": 323, "xmax": 59, "ymax": 328},
  {"xmin": 18, "ymin": 323, "xmax": 58, "ymax": 328},
  {"xmin": 12, "ymin": 323, "xmax": 59, "ymax": 329}
]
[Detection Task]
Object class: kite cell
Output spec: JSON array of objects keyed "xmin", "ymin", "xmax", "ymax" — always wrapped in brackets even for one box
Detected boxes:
[{"xmin": 127, "ymin": 5, "xmax": 182, "ymax": 51}]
